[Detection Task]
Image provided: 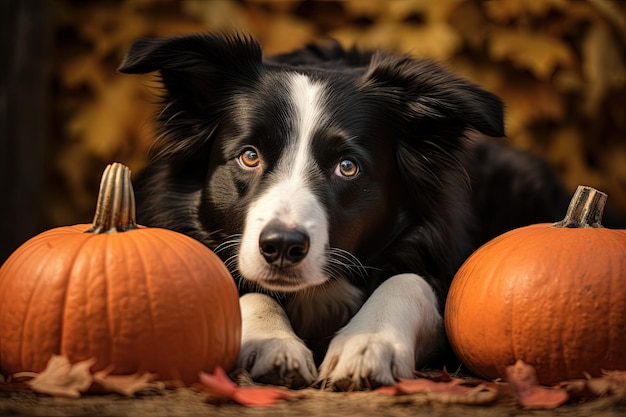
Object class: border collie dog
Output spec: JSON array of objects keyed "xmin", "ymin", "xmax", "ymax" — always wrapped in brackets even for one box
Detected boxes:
[{"xmin": 119, "ymin": 33, "xmax": 566, "ymax": 390}]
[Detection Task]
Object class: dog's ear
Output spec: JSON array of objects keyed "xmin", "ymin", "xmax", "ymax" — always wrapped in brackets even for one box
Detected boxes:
[
  {"xmin": 362, "ymin": 54, "xmax": 504, "ymax": 138},
  {"xmin": 118, "ymin": 34, "xmax": 263, "ymax": 164},
  {"xmin": 361, "ymin": 54, "xmax": 505, "ymax": 218},
  {"xmin": 119, "ymin": 33, "xmax": 261, "ymax": 74},
  {"xmin": 118, "ymin": 33, "xmax": 262, "ymax": 103}
]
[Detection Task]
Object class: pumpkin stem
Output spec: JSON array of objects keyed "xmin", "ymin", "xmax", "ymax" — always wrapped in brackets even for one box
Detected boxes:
[
  {"xmin": 86, "ymin": 163, "xmax": 138, "ymax": 234},
  {"xmin": 552, "ymin": 185, "xmax": 607, "ymax": 228}
]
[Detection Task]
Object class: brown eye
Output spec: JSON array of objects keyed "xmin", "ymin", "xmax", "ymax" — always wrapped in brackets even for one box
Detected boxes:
[
  {"xmin": 239, "ymin": 148, "xmax": 260, "ymax": 168},
  {"xmin": 335, "ymin": 159, "xmax": 359, "ymax": 178}
]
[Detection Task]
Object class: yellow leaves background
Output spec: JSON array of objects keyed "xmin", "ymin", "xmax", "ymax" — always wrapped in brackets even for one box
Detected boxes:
[{"xmin": 49, "ymin": 0, "xmax": 626, "ymax": 226}]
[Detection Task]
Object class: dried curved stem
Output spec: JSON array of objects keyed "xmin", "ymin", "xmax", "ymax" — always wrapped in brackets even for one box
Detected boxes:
[
  {"xmin": 552, "ymin": 185, "xmax": 607, "ymax": 229},
  {"xmin": 86, "ymin": 163, "xmax": 137, "ymax": 234}
]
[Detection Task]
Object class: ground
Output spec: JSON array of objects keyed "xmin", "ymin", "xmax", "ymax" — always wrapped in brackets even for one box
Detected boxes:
[{"xmin": 2, "ymin": 386, "xmax": 625, "ymax": 417}]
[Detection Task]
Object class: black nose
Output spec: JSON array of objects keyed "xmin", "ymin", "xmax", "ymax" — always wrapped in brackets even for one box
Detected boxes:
[{"xmin": 259, "ymin": 220, "xmax": 310, "ymax": 267}]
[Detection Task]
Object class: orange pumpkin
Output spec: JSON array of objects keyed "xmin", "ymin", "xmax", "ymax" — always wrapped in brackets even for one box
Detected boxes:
[
  {"xmin": 0, "ymin": 163, "xmax": 241, "ymax": 385},
  {"xmin": 445, "ymin": 185, "xmax": 626, "ymax": 384}
]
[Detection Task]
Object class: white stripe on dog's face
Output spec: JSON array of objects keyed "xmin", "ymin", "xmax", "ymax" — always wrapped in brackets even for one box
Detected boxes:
[{"xmin": 238, "ymin": 73, "xmax": 329, "ymax": 291}]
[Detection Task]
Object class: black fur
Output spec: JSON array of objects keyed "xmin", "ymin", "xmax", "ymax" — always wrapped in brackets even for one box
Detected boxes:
[{"xmin": 119, "ymin": 33, "xmax": 569, "ymax": 361}]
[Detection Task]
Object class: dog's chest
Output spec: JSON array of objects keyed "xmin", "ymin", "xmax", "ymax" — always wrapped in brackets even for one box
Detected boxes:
[{"xmin": 284, "ymin": 278, "xmax": 364, "ymax": 341}]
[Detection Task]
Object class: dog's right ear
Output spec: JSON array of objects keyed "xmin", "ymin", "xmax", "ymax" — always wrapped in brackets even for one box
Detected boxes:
[
  {"xmin": 119, "ymin": 33, "xmax": 261, "ymax": 74},
  {"xmin": 118, "ymin": 34, "xmax": 263, "ymax": 164},
  {"xmin": 118, "ymin": 33, "xmax": 263, "ymax": 98}
]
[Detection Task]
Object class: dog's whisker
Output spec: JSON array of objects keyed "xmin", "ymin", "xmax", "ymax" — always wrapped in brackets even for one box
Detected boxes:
[
  {"xmin": 213, "ymin": 235, "xmax": 243, "ymax": 254},
  {"xmin": 211, "ymin": 235, "xmax": 245, "ymax": 288},
  {"xmin": 222, "ymin": 255, "xmax": 239, "ymax": 270},
  {"xmin": 325, "ymin": 247, "xmax": 376, "ymax": 283},
  {"xmin": 329, "ymin": 247, "xmax": 375, "ymax": 270}
]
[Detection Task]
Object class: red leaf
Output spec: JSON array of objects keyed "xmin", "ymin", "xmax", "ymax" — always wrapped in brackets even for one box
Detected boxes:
[
  {"xmin": 374, "ymin": 384, "xmax": 402, "ymax": 395},
  {"xmin": 231, "ymin": 386, "xmax": 294, "ymax": 407},
  {"xmin": 375, "ymin": 375, "xmax": 498, "ymax": 405},
  {"xmin": 198, "ymin": 367, "xmax": 292, "ymax": 407},
  {"xmin": 505, "ymin": 360, "xmax": 569, "ymax": 409},
  {"xmin": 197, "ymin": 367, "xmax": 237, "ymax": 398}
]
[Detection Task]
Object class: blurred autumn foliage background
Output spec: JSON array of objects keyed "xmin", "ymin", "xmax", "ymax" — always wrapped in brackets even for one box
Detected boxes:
[{"xmin": 2, "ymin": 0, "xmax": 625, "ymax": 262}]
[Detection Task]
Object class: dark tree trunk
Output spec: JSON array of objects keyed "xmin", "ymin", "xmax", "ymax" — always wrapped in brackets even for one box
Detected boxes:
[{"xmin": 0, "ymin": 0, "xmax": 51, "ymax": 263}]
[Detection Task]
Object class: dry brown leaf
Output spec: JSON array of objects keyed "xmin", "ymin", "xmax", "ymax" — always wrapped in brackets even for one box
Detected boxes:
[
  {"xmin": 497, "ymin": 78, "xmax": 564, "ymax": 135},
  {"xmin": 66, "ymin": 77, "xmax": 146, "ymax": 159},
  {"xmin": 342, "ymin": 0, "xmax": 388, "ymax": 18},
  {"xmin": 548, "ymin": 126, "xmax": 607, "ymax": 192},
  {"xmin": 505, "ymin": 360, "xmax": 569, "ymax": 409},
  {"xmin": 563, "ymin": 370, "xmax": 626, "ymax": 401},
  {"xmin": 329, "ymin": 22, "xmax": 401, "ymax": 52},
  {"xmin": 586, "ymin": 371, "xmax": 626, "ymax": 398},
  {"xmin": 448, "ymin": 1, "xmax": 491, "ymax": 49},
  {"xmin": 387, "ymin": 0, "xmax": 464, "ymax": 22},
  {"xmin": 489, "ymin": 28, "xmax": 574, "ymax": 80},
  {"xmin": 582, "ymin": 21, "xmax": 626, "ymax": 115},
  {"xmin": 182, "ymin": 0, "xmax": 249, "ymax": 33},
  {"xmin": 255, "ymin": 15, "xmax": 317, "ymax": 56},
  {"xmin": 483, "ymin": 0, "xmax": 568, "ymax": 23},
  {"xmin": 399, "ymin": 22, "xmax": 462, "ymax": 60},
  {"xmin": 92, "ymin": 368, "xmax": 158, "ymax": 397},
  {"xmin": 60, "ymin": 55, "xmax": 105, "ymax": 90},
  {"xmin": 25, "ymin": 355, "xmax": 95, "ymax": 398},
  {"xmin": 79, "ymin": 7, "xmax": 149, "ymax": 59}
]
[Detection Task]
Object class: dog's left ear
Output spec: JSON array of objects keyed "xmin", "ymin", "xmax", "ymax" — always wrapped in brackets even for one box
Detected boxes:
[{"xmin": 362, "ymin": 54, "xmax": 504, "ymax": 138}]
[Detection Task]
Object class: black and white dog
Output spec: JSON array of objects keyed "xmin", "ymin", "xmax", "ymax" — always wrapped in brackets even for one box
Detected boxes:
[{"xmin": 119, "ymin": 33, "xmax": 567, "ymax": 390}]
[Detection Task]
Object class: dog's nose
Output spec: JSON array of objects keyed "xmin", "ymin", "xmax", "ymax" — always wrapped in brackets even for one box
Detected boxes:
[{"xmin": 259, "ymin": 220, "xmax": 310, "ymax": 267}]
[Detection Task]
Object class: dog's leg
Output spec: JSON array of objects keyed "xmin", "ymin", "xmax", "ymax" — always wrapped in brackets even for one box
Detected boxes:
[
  {"xmin": 238, "ymin": 293, "xmax": 317, "ymax": 388},
  {"xmin": 318, "ymin": 273, "xmax": 442, "ymax": 390}
]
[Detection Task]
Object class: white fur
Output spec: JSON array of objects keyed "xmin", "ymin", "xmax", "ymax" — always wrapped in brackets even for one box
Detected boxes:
[
  {"xmin": 238, "ymin": 73, "xmax": 329, "ymax": 292},
  {"xmin": 235, "ymin": 74, "xmax": 443, "ymax": 390},
  {"xmin": 238, "ymin": 292, "xmax": 317, "ymax": 386},
  {"xmin": 318, "ymin": 273, "xmax": 442, "ymax": 390}
]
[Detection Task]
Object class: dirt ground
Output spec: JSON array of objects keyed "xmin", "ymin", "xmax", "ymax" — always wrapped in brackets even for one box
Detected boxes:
[{"xmin": 1, "ymin": 386, "xmax": 625, "ymax": 417}]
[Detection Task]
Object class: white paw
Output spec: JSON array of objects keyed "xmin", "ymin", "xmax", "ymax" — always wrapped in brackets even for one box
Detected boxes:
[
  {"xmin": 238, "ymin": 336, "xmax": 317, "ymax": 388},
  {"xmin": 318, "ymin": 331, "xmax": 415, "ymax": 391}
]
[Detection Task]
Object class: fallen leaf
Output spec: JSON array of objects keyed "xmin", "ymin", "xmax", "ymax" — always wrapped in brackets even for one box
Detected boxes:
[
  {"xmin": 414, "ymin": 367, "xmax": 456, "ymax": 382},
  {"xmin": 505, "ymin": 360, "xmax": 569, "ymax": 409},
  {"xmin": 397, "ymin": 378, "xmax": 475, "ymax": 395},
  {"xmin": 375, "ymin": 373, "xmax": 498, "ymax": 405},
  {"xmin": 198, "ymin": 367, "xmax": 293, "ymax": 407},
  {"xmin": 374, "ymin": 384, "xmax": 401, "ymax": 395},
  {"xmin": 0, "ymin": 373, "xmax": 31, "ymax": 393},
  {"xmin": 565, "ymin": 370, "xmax": 626, "ymax": 400},
  {"xmin": 25, "ymin": 355, "xmax": 95, "ymax": 398},
  {"xmin": 92, "ymin": 367, "xmax": 158, "ymax": 397}
]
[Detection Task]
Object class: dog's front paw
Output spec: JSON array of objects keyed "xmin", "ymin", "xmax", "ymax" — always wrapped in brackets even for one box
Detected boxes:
[
  {"xmin": 238, "ymin": 336, "xmax": 317, "ymax": 389},
  {"xmin": 318, "ymin": 332, "xmax": 415, "ymax": 391}
]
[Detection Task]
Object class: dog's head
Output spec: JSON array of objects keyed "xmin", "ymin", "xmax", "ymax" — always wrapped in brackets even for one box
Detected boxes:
[{"xmin": 119, "ymin": 33, "xmax": 504, "ymax": 293}]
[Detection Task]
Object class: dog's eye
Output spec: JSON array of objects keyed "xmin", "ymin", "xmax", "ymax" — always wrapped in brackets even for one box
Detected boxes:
[
  {"xmin": 239, "ymin": 148, "xmax": 261, "ymax": 168},
  {"xmin": 335, "ymin": 159, "xmax": 359, "ymax": 178}
]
